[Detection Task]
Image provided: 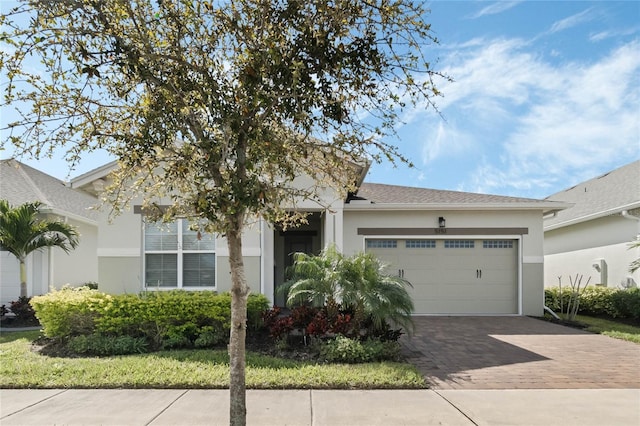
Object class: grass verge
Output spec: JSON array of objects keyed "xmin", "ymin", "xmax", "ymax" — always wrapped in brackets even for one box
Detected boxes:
[
  {"xmin": 0, "ymin": 331, "xmax": 426, "ymax": 389},
  {"xmin": 573, "ymin": 315, "xmax": 640, "ymax": 344}
]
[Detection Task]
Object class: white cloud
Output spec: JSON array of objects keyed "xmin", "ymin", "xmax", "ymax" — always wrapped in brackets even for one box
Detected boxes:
[
  {"xmin": 497, "ymin": 41, "xmax": 640, "ymax": 189},
  {"xmin": 468, "ymin": 1, "xmax": 523, "ymax": 19},
  {"xmin": 548, "ymin": 8, "xmax": 595, "ymax": 34},
  {"xmin": 403, "ymin": 36, "xmax": 640, "ymax": 197}
]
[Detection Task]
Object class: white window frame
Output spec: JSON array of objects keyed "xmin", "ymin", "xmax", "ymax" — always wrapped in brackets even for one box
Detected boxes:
[{"xmin": 143, "ymin": 219, "xmax": 216, "ymax": 290}]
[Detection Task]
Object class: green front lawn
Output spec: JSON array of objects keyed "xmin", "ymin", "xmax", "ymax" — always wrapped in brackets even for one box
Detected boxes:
[
  {"xmin": 573, "ymin": 315, "xmax": 640, "ymax": 344},
  {"xmin": 0, "ymin": 331, "xmax": 426, "ymax": 389}
]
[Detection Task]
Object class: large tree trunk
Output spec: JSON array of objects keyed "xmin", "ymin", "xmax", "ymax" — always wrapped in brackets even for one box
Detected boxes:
[
  {"xmin": 19, "ymin": 258, "xmax": 27, "ymax": 298},
  {"xmin": 227, "ymin": 216, "xmax": 250, "ymax": 426}
]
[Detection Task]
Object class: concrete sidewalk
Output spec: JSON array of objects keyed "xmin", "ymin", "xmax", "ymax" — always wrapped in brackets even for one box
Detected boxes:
[{"xmin": 1, "ymin": 389, "xmax": 639, "ymax": 425}]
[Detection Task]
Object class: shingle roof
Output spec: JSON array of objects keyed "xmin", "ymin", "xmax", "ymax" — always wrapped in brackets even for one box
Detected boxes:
[
  {"xmin": 0, "ymin": 159, "xmax": 98, "ymax": 222},
  {"xmin": 544, "ymin": 160, "xmax": 640, "ymax": 228},
  {"xmin": 354, "ymin": 182, "xmax": 555, "ymax": 205}
]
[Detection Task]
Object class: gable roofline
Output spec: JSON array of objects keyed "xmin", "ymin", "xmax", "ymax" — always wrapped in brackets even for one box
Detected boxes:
[
  {"xmin": 70, "ymin": 160, "xmax": 118, "ymax": 189},
  {"xmin": 0, "ymin": 159, "xmax": 98, "ymax": 226}
]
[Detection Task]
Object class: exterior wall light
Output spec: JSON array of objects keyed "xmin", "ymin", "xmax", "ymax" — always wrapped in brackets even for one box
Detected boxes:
[{"xmin": 438, "ymin": 217, "xmax": 446, "ymax": 228}]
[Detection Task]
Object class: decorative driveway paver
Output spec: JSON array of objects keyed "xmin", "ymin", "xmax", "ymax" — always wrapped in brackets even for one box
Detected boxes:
[{"xmin": 400, "ymin": 316, "xmax": 640, "ymax": 389}]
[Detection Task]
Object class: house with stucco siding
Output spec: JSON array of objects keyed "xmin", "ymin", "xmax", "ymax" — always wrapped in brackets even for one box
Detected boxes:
[
  {"xmin": 66, "ymin": 161, "xmax": 567, "ymax": 317},
  {"xmin": 0, "ymin": 159, "xmax": 99, "ymax": 305},
  {"xmin": 543, "ymin": 160, "xmax": 640, "ymax": 289}
]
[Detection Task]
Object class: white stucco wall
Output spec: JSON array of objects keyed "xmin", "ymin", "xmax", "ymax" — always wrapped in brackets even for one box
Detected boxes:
[
  {"xmin": 544, "ymin": 215, "xmax": 639, "ymax": 288},
  {"xmin": 545, "ymin": 242, "xmax": 639, "ymax": 288},
  {"xmin": 49, "ymin": 218, "xmax": 99, "ymax": 288}
]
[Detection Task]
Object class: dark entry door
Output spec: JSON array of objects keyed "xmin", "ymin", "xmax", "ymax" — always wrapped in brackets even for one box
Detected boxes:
[{"xmin": 275, "ymin": 234, "xmax": 314, "ymax": 306}]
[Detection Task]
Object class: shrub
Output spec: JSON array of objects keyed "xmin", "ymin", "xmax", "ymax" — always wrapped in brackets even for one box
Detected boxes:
[
  {"xmin": 319, "ymin": 335, "xmax": 401, "ymax": 363},
  {"xmin": 30, "ymin": 286, "xmax": 111, "ymax": 338},
  {"xmin": 67, "ymin": 334, "xmax": 148, "ymax": 356},
  {"xmin": 611, "ymin": 288, "xmax": 640, "ymax": 320},
  {"xmin": 577, "ymin": 286, "xmax": 618, "ymax": 317},
  {"xmin": 247, "ymin": 294, "xmax": 270, "ymax": 330},
  {"xmin": 546, "ymin": 286, "xmax": 640, "ymax": 320},
  {"xmin": 10, "ymin": 296, "xmax": 38, "ymax": 324},
  {"xmin": 31, "ymin": 288, "xmax": 271, "ymax": 350},
  {"xmin": 194, "ymin": 325, "xmax": 228, "ymax": 348}
]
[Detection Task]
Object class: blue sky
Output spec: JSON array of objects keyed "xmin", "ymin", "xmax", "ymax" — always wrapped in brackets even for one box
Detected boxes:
[{"xmin": 2, "ymin": 1, "xmax": 639, "ymax": 199}]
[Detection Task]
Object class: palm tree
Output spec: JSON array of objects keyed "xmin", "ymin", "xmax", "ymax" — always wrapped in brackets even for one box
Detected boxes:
[
  {"xmin": 0, "ymin": 200, "xmax": 79, "ymax": 298},
  {"xmin": 284, "ymin": 244, "xmax": 414, "ymax": 334}
]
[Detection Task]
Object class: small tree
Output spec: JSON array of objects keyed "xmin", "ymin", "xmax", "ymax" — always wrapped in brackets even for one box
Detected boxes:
[
  {"xmin": 0, "ymin": 200, "xmax": 79, "ymax": 298},
  {"xmin": 285, "ymin": 245, "xmax": 414, "ymax": 334},
  {"xmin": 1, "ymin": 1, "xmax": 447, "ymax": 423}
]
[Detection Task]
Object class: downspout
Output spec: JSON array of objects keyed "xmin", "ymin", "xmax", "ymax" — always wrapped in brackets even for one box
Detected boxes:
[
  {"xmin": 621, "ymin": 210, "xmax": 640, "ymax": 227},
  {"xmin": 544, "ymin": 305, "xmax": 560, "ymax": 320}
]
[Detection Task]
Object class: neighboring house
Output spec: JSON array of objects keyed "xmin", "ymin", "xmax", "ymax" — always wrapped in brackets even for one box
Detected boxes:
[
  {"xmin": 544, "ymin": 160, "xmax": 640, "ymax": 289},
  {"xmin": 70, "ymin": 162, "xmax": 567, "ymax": 316},
  {"xmin": 0, "ymin": 159, "xmax": 99, "ymax": 305}
]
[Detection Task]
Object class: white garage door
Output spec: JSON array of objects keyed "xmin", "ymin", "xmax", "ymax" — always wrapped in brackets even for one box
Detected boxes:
[{"xmin": 366, "ymin": 238, "xmax": 518, "ymax": 315}]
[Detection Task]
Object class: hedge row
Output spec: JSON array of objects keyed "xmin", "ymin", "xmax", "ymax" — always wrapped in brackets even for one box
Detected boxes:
[
  {"xmin": 30, "ymin": 287, "xmax": 270, "ymax": 351},
  {"xmin": 544, "ymin": 286, "xmax": 640, "ymax": 320}
]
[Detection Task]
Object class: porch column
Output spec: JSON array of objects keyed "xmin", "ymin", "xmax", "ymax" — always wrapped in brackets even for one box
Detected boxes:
[
  {"xmin": 324, "ymin": 206, "xmax": 344, "ymax": 251},
  {"xmin": 260, "ymin": 218, "xmax": 275, "ymax": 305}
]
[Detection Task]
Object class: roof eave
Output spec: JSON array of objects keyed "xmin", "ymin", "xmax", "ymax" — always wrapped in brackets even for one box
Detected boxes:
[
  {"xmin": 40, "ymin": 206, "xmax": 99, "ymax": 227},
  {"xmin": 544, "ymin": 201, "xmax": 640, "ymax": 232},
  {"xmin": 344, "ymin": 201, "xmax": 571, "ymax": 212},
  {"xmin": 70, "ymin": 161, "xmax": 118, "ymax": 189}
]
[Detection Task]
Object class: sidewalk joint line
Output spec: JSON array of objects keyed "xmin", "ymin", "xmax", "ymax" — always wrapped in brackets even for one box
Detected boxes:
[
  {"xmin": 433, "ymin": 390, "xmax": 478, "ymax": 426},
  {"xmin": 144, "ymin": 389, "xmax": 189, "ymax": 426},
  {"xmin": 0, "ymin": 389, "xmax": 68, "ymax": 420},
  {"xmin": 309, "ymin": 389, "xmax": 314, "ymax": 426}
]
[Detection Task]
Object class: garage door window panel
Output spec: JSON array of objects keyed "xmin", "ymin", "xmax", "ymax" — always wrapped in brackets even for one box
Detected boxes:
[{"xmin": 444, "ymin": 240, "xmax": 475, "ymax": 249}]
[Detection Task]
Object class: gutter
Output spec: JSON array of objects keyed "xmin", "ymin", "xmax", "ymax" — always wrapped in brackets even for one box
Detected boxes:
[
  {"xmin": 344, "ymin": 201, "xmax": 571, "ymax": 212},
  {"xmin": 40, "ymin": 206, "xmax": 99, "ymax": 227},
  {"xmin": 544, "ymin": 201, "xmax": 640, "ymax": 231}
]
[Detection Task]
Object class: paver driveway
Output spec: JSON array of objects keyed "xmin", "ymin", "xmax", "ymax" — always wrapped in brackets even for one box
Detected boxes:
[{"xmin": 400, "ymin": 316, "xmax": 640, "ymax": 390}]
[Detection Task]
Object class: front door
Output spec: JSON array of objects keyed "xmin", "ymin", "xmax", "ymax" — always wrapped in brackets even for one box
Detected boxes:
[{"xmin": 275, "ymin": 234, "xmax": 314, "ymax": 306}]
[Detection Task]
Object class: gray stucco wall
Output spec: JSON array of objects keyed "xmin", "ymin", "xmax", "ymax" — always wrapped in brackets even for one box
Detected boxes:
[
  {"xmin": 216, "ymin": 256, "xmax": 261, "ymax": 294},
  {"xmin": 522, "ymin": 263, "xmax": 544, "ymax": 316}
]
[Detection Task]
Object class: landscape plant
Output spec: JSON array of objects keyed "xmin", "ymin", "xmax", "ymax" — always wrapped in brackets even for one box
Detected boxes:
[
  {"xmin": 1, "ymin": 1, "xmax": 447, "ymax": 422},
  {"xmin": 31, "ymin": 287, "xmax": 270, "ymax": 352},
  {"xmin": 284, "ymin": 245, "xmax": 414, "ymax": 335},
  {"xmin": 0, "ymin": 200, "xmax": 79, "ymax": 298},
  {"xmin": 0, "ymin": 331, "xmax": 426, "ymax": 389},
  {"xmin": 545, "ymin": 285, "xmax": 640, "ymax": 320}
]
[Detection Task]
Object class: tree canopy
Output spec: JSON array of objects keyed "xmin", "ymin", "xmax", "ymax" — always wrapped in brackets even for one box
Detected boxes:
[{"xmin": 1, "ymin": 1, "xmax": 448, "ymax": 424}]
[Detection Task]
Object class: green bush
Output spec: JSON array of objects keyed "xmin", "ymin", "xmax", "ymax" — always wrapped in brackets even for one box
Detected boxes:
[
  {"xmin": 31, "ymin": 288, "xmax": 271, "ymax": 351},
  {"xmin": 545, "ymin": 286, "xmax": 640, "ymax": 320},
  {"xmin": 67, "ymin": 334, "xmax": 148, "ymax": 356},
  {"xmin": 578, "ymin": 286, "xmax": 618, "ymax": 316},
  {"xmin": 611, "ymin": 288, "xmax": 640, "ymax": 320},
  {"xmin": 10, "ymin": 296, "xmax": 38, "ymax": 324},
  {"xmin": 30, "ymin": 286, "xmax": 112, "ymax": 338},
  {"xmin": 319, "ymin": 335, "xmax": 401, "ymax": 363}
]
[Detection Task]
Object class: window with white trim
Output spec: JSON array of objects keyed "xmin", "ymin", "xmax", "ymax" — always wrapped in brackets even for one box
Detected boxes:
[
  {"xmin": 483, "ymin": 240, "xmax": 514, "ymax": 249},
  {"xmin": 144, "ymin": 220, "xmax": 216, "ymax": 288},
  {"xmin": 444, "ymin": 240, "xmax": 475, "ymax": 249}
]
